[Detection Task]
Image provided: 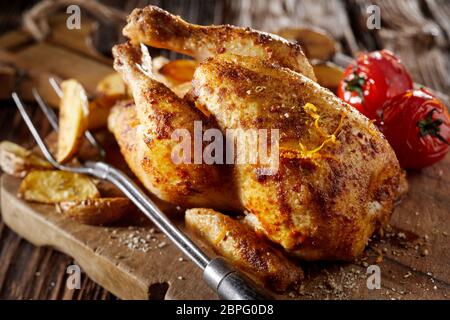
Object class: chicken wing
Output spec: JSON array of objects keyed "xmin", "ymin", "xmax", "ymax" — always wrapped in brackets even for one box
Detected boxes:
[
  {"xmin": 123, "ymin": 5, "xmax": 316, "ymax": 80},
  {"xmin": 186, "ymin": 208, "xmax": 303, "ymax": 292}
]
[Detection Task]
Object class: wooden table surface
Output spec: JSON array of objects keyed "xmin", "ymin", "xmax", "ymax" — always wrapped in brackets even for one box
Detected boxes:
[{"xmin": 0, "ymin": 0, "xmax": 449, "ymax": 300}]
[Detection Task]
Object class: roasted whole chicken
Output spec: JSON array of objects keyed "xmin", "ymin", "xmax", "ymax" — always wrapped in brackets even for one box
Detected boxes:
[{"xmin": 109, "ymin": 6, "xmax": 406, "ymax": 262}]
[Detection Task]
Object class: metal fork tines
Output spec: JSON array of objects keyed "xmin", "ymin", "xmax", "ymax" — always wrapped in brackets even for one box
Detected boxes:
[{"xmin": 11, "ymin": 88, "xmax": 270, "ymax": 300}]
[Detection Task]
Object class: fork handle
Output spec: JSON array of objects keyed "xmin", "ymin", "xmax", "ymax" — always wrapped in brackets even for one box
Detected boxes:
[
  {"xmin": 84, "ymin": 161, "xmax": 270, "ymax": 300},
  {"xmin": 204, "ymin": 258, "xmax": 271, "ymax": 300},
  {"xmin": 85, "ymin": 161, "xmax": 210, "ymax": 268}
]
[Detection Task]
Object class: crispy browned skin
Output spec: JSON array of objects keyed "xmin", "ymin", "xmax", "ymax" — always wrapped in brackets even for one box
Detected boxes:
[
  {"xmin": 190, "ymin": 54, "xmax": 405, "ymax": 260},
  {"xmin": 111, "ymin": 6, "xmax": 406, "ymax": 261},
  {"xmin": 186, "ymin": 208, "xmax": 303, "ymax": 291},
  {"xmin": 123, "ymin": 5, "xmax": 316, "ymax": 81},
  {"xmin": 108, "ymin": 100, "xmax": 160, "ymax": 198},
  {"xmin": 111, "ymin": 43, "xmax": 239, "ymax": 210}
]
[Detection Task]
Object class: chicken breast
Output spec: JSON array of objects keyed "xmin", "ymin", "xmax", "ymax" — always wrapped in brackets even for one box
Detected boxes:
[
  {"xmin": 190, "ymin": 54, "xmax": 405, "ymax": 260},
  {"xmin": 186, "ymin": 208, "xmax": 303, "ymax": 292}
]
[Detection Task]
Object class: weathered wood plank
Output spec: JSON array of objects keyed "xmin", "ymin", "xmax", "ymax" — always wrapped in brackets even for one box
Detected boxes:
[
  {"xmin": 0, "ymin": 29, "xmax": 32, "ymax": 50},
  {"xmin": 426, "ymin": 0, "xmax": 450, "ymax": 43},
  {"xmin": 225, "ymin": 0, "xmax": 358, "ymax": 55},
  {"xmin": 349, "ymin": 0, "xmax": 450, "ymax": 94},
  {"xmin": 2, "ymin": 150, "xmax": 449, "ymax": 300}
]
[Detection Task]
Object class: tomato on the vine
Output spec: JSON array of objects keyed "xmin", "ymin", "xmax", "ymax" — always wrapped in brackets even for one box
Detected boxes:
[
  {"xmin": 337, "ymin": 50, "xmax": 413, "ymax": 120},
  {"xmin": 380, "ymin": 88, "xmax": 450, "ymax": 169}
]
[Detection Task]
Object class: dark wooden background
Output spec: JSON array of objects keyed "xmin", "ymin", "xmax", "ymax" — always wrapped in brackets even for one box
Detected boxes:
[{"xmin": 0, "ymin": 0, "xmax": 449, "ymax": 299}]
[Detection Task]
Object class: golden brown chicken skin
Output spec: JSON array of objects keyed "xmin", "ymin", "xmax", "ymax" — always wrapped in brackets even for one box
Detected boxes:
[
  {"xmin": 111, "ymin": 43, "xmax": 239, "ymax": 210},
  {"xmin": 186, "ymin": 208, "xmax": 303, "ymax": 292},
  {"xmin": 123, "ymin": 5, "xmax": 316, "ymax": 81},
  {"xmin": 110, "ymin": 6, "xmax": 407, "ymax": 261},
  {"xmin": 190, "ymin": 54, "xmax": 405, "ymax": 260}
]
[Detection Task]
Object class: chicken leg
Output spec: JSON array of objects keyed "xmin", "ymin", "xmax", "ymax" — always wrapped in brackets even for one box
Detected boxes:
[
  {"xmin": 111, "ymin": 43, "xmax": 239, "ymax": 210},
  {"xmin": 123, "ymin": 5, "xmax": 316, "ymax": 81}
]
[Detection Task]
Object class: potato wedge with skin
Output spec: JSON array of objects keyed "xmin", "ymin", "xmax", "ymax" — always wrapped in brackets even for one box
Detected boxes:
[
  {"xmin": 96, "ymin": 72, "xmax": 129, "ymax": 97},
  {"xmin": 312, "ymin": 61, "xmax": 344, "ymax": 92},
  {"xmin": 57, "ymin": 197, "xmax": 131, "ymax": 225},
  {"xmin": 18, "ymin": 170, "xmax": 100, "ymax": 204},
  {"xmin": 57, "ymin": 79, "xmax": 89, "ymax": 163},
  {"xmin": 276, "ymin": 27, "xmax": 337, "ymax": 61},
  {"xmin": 186, "ymin": 208, "xmax": 303, "ymax": 292},
  {"xmin": 0, "ymin": 141, "xmax": 52, "ymax": 177}
]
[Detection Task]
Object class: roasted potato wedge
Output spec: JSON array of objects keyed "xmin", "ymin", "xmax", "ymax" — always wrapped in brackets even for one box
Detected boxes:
[
  {"xmin": 0, "ymin": 141, "xmax": 52, "ymax": 177},
  {"xmin": 151, "ymin": 56, "xmax": 170, "ymax": 73},
  {"xmin": 158, "ymin": 59, "xmax": 197, "ymax": 84},
  {"xmin": 57, "ymin": 197, "xmax": 131, "ymax": 225},
  {"xmin": 186, "ymin": 208, "xmax": 303, "ymax": 292},
  {"xmin": 18, "ymin": 170, "xmax": 100, "ymax": 204},
  {"xmin": 151, "ymin": 57, "xmax": 196, "ymax": 94},
  {"xmin": 96, "ymin": 179, "xmax": 127, "ymax": 198},
  {"xmin": 312, "ymin": 61, "xmax": 344, "ymax": 92},
  {"xmin": 276, "ymin": 27, "xmax": 337, "ymax": 61},
  {"xmin": 96, "ymin": 72, "xmax": 129, "ymax": 97},
  {"xmin": 88, "ymin": 94, "xmax": 125, "ymax": 130},
  {"xmin": 57, "ymin": 79, "xmax": 89, "ymax": 163}
]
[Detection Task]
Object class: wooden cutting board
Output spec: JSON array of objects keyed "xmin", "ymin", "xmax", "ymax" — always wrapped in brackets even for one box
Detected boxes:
[
  {"xmin": 0, "ymin": 14, "xmax": 449, "ymax": 300},
  {"xmin": 0, "ymin": 174, "xmax": 218, "ymax": 300},
  {"xmin": 0, "ymin": 175, "xmax": 214, "ymax": 300},
  {"xmin": 1, "ymin": 153, "xmax": 449, "ymax": 300}
]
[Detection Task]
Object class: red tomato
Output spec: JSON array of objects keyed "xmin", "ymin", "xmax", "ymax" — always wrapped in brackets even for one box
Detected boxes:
[
  {"xmin": 380, "ymin": 88, "xmax": 450, "ymax": 169},
  {"xmin": 338, "ymin": 50, "xmax": 413, "ymax": 120}
]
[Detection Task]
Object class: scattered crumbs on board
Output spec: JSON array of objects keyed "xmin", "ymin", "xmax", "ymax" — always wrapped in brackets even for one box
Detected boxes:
[
  {"xmin": 101, "ymin": 222, "xmax": 446, "ymax": 300},
  {"xmin": 286, "ymin": 224, "xmax": 447, "ymax": 300},
  {"xmin": 107, "ymin": 226, "xmax": 169, "ymax": 253}
]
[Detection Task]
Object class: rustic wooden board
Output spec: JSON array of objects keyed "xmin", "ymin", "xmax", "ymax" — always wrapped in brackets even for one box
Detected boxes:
[
  {"xmin": 14, "ymin": 42, "xmax": 113, "ymax": 95},
  {"xmin": 1, "ymin": 154, "xmax": 449, "ymax": 300},
  {"xmin": 0, "ymin": 174, "xmax": 216, "ymax": 300},
  {"xmin": 0, "ymin": 14, "xmax": 114, "ymax": 106}
]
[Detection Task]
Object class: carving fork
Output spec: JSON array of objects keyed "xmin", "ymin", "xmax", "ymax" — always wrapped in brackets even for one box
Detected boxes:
[{"xmin": 11, "ymin": 82, "xmax": 270, "ymax": 300}]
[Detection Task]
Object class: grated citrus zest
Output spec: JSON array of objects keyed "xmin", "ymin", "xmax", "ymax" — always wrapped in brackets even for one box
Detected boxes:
[
  {"xmin": 367, "ymin": 119, "xmax": 378, "ymax": 136},
  {"xmin": 195, "ymin": 101, "xmax": 211, "ymax": 117},
  {"xmin": 214, "ymin": 228, "xmax": 227, "ymax": 245},
  {"xmin": 280, "ymin": 103, "xmax": 346, "ymax": 165}
]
